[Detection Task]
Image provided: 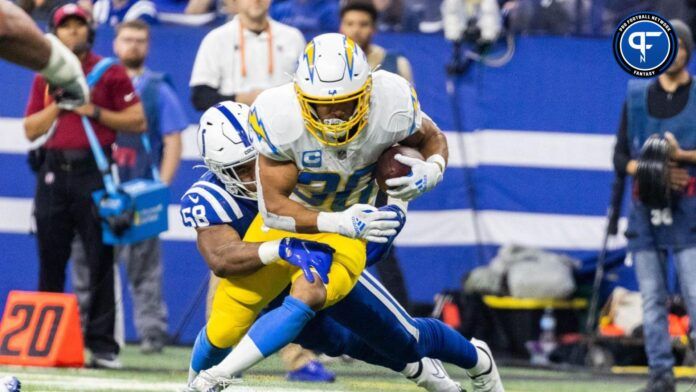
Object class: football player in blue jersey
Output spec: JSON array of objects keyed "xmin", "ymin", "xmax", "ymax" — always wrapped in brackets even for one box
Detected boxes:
[{"xmin": 183, "ymin": 101, "xmax": 503, "ymax": 392}]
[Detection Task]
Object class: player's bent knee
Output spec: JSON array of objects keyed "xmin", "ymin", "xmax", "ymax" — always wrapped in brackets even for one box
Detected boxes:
[
  {"xmin": 206, "ymin": 322, "xmax": 246, "ymax": 349},
  {"xmin": 290, "ymin": 274, "xmax": 327, "ymax": 311}
]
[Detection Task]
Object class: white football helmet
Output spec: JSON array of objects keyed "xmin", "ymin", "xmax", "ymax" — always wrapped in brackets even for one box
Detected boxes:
[
  {"xmin": 197, "ymin": 101, "xmax": 257, "ymax": 200},
  {"xmin": 295, "ymin": 33, "xmax": 372, "ymax": 146}
]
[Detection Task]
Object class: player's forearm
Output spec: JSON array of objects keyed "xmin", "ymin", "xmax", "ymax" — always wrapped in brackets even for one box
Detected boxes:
[
  {"xmin": 24, "ymin": 103, "xmax": 59, "ymax": 141},
  {"xmin": 0, "ymin": 0, "xmax": 52, "ymax": 70},
  {"xmin": 201, "ymin": 238, "xmax": 290, "ymax": 277},
  {"xmin": 258, "ymin": 155, "xmax": 321, "ymax": 232},
  {"xmin": 199, "ymin": 238, "xmax": 264, "ymax": 277},
  {"xmin": 417, "ymin": 121, "xmax": 449, "ymax": 168},
  {"xmin": 262, "ymin": 196, "xmax": 320, "ymax": 233},
  {"xmin": 159, "ymin": 133, "xmax": 182, "ymax": 184}
]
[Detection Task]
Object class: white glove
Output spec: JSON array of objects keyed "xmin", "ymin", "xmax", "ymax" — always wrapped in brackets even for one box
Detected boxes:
[
  {"xmin": 317, "ymin": 203, "xmax": 400, "ymax": 243},
  {"xmin": 40, "ymin": 34, "xmax": 90, "ymax": 110},
  {"xmin": 386, "ymin": 154, "xmax": 445, "ymax": 201}
]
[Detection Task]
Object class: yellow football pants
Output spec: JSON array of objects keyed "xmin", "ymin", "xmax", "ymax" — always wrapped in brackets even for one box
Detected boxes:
[{"xmin": 206, "ymin": 213, "xmax": 366, "ymax": 349}]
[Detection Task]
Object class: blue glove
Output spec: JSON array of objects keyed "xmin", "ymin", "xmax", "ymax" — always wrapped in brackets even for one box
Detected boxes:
[
  {"xmin": 366, "ymin": 205, "xmax": 407, "ymax": 266},
  {"xmin": 279, "ymin": 238, "xmax": 335, "ymax": 284}
]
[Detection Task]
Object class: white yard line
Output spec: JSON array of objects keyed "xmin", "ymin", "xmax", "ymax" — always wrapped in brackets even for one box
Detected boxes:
[{"xmin": 8, "ymin": 370, "xmax": 349, "ymax": 392}]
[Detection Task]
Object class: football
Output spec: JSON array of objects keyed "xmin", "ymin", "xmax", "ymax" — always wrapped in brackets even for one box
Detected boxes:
[{"xmin": 375, "ymin": 145, "xmax": 424, "ymax": 192}]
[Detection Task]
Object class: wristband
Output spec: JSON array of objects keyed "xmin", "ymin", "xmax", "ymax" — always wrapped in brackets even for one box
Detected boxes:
[
  {"xmin": 317, "ymin": 212, "xmax": 339, "ymax": 234},
  {"xmin": 258, "ymin": 240, "xmax": 282, "ymax": 265},
  {"xmin": 426, "ymin": 154, "xmax": 446, "ymax": 174}
]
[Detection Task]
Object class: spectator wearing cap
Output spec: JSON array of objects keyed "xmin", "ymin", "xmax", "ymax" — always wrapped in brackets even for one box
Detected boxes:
[
  {"xmin": 612, "ymin": 20, "xmax": 696, "ymax": 392},
  {"xmin": 70, "ymin": 20, "xmax": 186, "ymax": 355},
  {"xmin": 23, "ymin": 4, "xmax": 146, "ymax": 369}
]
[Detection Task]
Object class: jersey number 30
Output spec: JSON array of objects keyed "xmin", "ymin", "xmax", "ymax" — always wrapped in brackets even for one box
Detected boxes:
[
  {"xmin": 181, "ymin": 205, "xmax": 210, "ymax": 227},
  {"xmin": 293, "ymin": 164, "xmax": 376, "ymax": 211}
]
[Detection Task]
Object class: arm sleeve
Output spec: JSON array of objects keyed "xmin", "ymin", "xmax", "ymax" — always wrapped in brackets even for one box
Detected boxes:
[
  {"xmin": 158, "ymin": 84, "xmax": 190, "ymax": 134},
  {"xmin": 106, "ymin": 65, "xmax": 141, "ymax": 111},
  {"xmin": 613, "ymin": 102, "xmax": 631, "ymax": 176},
  {"xmin": 25, "ymin": 75, "xmax": 47, "ymax": 116},
  {"xmin": 190, "ymin": 85, "xmax": 235, "ymax": 111}
]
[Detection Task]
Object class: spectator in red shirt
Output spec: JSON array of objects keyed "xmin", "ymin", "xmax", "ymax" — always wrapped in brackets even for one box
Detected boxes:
[{"xmin": 22, "ymin": 4, "xmax": 146, "ymax": 369}]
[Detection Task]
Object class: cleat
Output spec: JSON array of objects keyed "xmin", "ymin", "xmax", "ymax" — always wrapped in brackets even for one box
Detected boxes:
[
  {"xmin": 0, "ymin": 376, "xmax": 20, "ymax": 392},
  {"xmin": 185, "ymin": 370, "xmax": 242, "ymax": 392},
  {"xmin": 407, "ymin": 358, "xmax": 464, "ymax": 392},
  {"xmin": 467, "ymin": 339, "xmax": 504, "ymax": 392},
  {"xmin": 287, "ymin": 360, "xmax": 336, "ymax": 382}
]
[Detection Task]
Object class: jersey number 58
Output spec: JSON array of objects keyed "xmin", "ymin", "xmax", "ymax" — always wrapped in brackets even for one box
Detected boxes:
[{"xmin": 181, "ymin": 205, "xmax": 210, "ymax": 227}]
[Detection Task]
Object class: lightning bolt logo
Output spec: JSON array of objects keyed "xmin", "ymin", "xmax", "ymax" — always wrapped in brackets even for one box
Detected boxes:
[
  {"xmin": 410, "ymin": 85, "xmax": 420, "ymax": 113},
  {"xmin": 344, "ymin": 36, "xmax": 357, "ymax": 80},
  {"xmin": 303, "ymin": 40, "xmax": 316, "ymax": 83},
  {"xmin": 248, "ymin": 108, "xmax": 278, "ymax": 155}
]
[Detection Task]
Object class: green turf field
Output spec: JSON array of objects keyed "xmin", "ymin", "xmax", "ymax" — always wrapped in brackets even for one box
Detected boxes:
[{"xmin": 2, "ymin": 345, "xmax": 696, "ymax": 391}]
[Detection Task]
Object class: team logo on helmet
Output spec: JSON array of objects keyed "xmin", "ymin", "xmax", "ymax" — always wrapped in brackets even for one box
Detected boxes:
[
  {"xmin": 303, "ymin": 41, "xmax": 317, "ymax": 83},
  {"xmin": 344, "ymin": 37, "xmax": 357, "ymax": 80}
]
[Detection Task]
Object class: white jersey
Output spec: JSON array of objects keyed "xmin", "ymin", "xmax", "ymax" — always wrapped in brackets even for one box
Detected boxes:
[{"xmin": 249, "ymin": 70, "xmax": 422, "ymax": 212}]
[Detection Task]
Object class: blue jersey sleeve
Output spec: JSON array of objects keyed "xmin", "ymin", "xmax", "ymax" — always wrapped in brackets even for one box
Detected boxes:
[{"xmin": 180, "ymin": 179, "xmax": 245, "ymax": 228}]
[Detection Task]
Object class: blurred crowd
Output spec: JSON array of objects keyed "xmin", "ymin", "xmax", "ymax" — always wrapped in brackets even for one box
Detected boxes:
[{"xmin": 12, "ymin": 0, "xmax": 696, "ymax": 39}]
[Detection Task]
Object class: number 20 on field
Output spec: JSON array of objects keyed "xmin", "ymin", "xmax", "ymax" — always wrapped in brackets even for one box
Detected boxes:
[{"xmin": 0, "ymin": 291, "xmax": 84, "ymax": 367}]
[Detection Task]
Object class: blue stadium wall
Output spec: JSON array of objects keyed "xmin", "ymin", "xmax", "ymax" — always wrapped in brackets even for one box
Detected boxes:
[{"xmin": 0, "ymin": 25, "xmax": 672, "ymax": 343}]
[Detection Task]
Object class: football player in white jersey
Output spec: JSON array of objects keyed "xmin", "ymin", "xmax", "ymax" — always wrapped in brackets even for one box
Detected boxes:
[
  {"xmin": 193, "ymin": 34, "xmax": 503, "ymax": 392},
  {"xmin": 186, "ymin": 101, "xmax": 504, "ymax": 392}
]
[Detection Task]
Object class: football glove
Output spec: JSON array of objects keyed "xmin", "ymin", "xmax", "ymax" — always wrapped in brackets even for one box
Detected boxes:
[
  {"xmin": 386, "ymin": 154, "xmax": 445, "ymax": 201},
  {"xmin": 366, "ymin": 204, "xmax": 407, "ymax": 266},
  {"xmin": 278, "ymin": 238, "xmax": 335, "ymax": 284},
  {"xmin": 317, "ymin": 203, "xmax": 400, "ymax": 243},
  {"xmin": 41, "ymin": 34, "xmax": 90, "ymax": 110}
]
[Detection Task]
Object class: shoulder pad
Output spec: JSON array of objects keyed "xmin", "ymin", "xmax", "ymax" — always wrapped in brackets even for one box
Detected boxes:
[
  {"xmin": 180, "ymin": 178, "xmax": 245, "ymax": 227},
  {"xmin": 248, "ymin": 84, "xmax": 304, "ymax": 161},
  {"xmin": 371, "ymin": 71, "xmax": 422, "ymax": 136}
]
